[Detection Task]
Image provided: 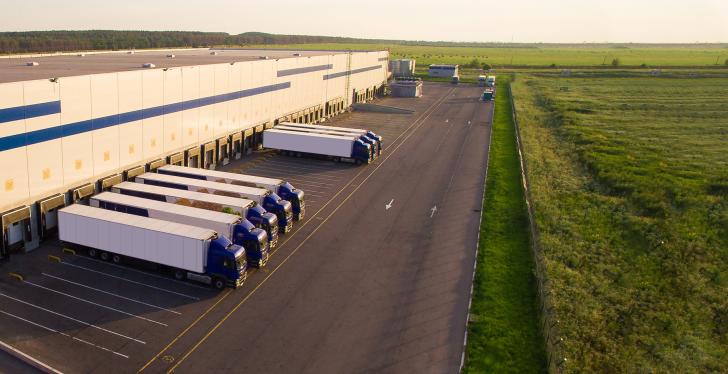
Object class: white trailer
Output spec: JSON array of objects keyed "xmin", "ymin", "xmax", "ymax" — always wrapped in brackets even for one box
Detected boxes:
[
  {"xmin": 276, "ymin": 122, "xmax": 382, "ymax": 156},
  {"xmin": 58, "ymin": 204, "xmax": 246, "ymax": 289},
  {"xmin": 90, "ymin": 192, "xmax": 269, "ymax": 266},
  {"xmin": 157, "ymin": 165, "xmax": 306, "ymax": 221},
  {"xmin": 110, "ymin": 181, "xmax": 279, "ymax": 248},
  {"xmin": 135, "ymin": 173, "xmax": 293, "ymax": 234},
  {"xmin": 263, "ymin": 128, "xmax": 372, "ymax": 165}
]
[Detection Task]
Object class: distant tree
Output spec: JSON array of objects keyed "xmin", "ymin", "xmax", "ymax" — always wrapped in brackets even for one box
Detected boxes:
[
  {"xmin": 640, "ymin": 63, "xmax": 648, "ymax": 68},
  {"xmin": 725, "ymin": 58, "xmax": 728, "ymax": 66},
  {"xmin": 611, "ymin": 58, "xmax": 621, "ymax": 66},
  {"xmin": 466, "ymin": 58, "xmax": 481, "ymax": 68},
  {"xmin": 549, "ymin": 63, "xmax": 557, "ymax": 68},
  {"xmin": 482, "ymin": 63, "xmax": 492, "ymax": 70}
]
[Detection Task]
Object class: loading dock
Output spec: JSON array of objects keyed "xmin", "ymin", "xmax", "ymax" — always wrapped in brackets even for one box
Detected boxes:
[
  {"xmin": 202, "ymin": 141, "xmax": 216, "ymax": 169},
  {"xmin": 124, "ymin": 165, "xmax": 146, "ymax": 181},
  {"xmin": 167, "ymin": 152, "xmax": 184, "ymax": 166},
  {"xmin": 216, "ymin": 136, "xmax": 230, "ymax": 166},
  {"xmin": 243, "ymin": 128, "xmax": 254, "ymax": 155},
  {"xmin": 253, "ymin": 124, "xmax": 265, "ymax": 150},
  {"xmin": 36, "ymin": 194, "xmax": 66, "ymax": 241},
  {"xmin": 97, "ymin": 174, "xmax": 122, "ymax": 192},
  {"xmin": 69, "ymin": 183, "xmax": 95, "ymax": 204},
  {"xmin": 231, "ymin": 132, "xmax": 243, "ymax": 160},
  {"xmin": 147, "ymin": 158, "xmax": 167, "ymax": 172},
  {"xmin": 185, "ymin": 146, "xmax": 201, "ymax": 168},
  {"xmin": 1, "ymin": 206, "xmax": 32, "ymax": 260}
]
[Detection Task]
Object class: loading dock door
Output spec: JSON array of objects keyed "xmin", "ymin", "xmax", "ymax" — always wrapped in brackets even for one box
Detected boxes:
[
  {"xmin": 243, "ymin": 128, "xmax": 254, "ymax": 155},
  {"xmin": 147, "ymin": 158, "xmax": 167, "ymax": 172},
  {"xmin": 1, "ymin": 206, "xmax": 32, "ymax": 260},
  {"xmin": 124, "ymin": 165, "xmax": 146, "ymax": 181},
  {"xmin": 231, "ymin": 133, "xmax": 243, "ymax": 160},
  {"xmin": 185, "ymin": 146, "xmax": 201, "ymax": 168},
  {"xmin": 97, "ymin": 174, "xmax": 122, "ymax": 192},
  {"xmin": 202, "ymin": 141, "xmax": 217, "ymax": 169},
  {"xmin": 217, "ymin": 136, "xmax": 230, "ymax": 166},
  {"xmin": 167, "ymin": 152, "xmax": 184, "ymax": 166},
  {"xmin": 253, "ymin": 125, "xmax": 265, "ymax": 150},
  {"xmin": 37, "ymin": 194, "xmax": 65, "ymax": 240},
  {"xmin": 70, "ymin": 183, "xmax": 95, "ymax": 204}
]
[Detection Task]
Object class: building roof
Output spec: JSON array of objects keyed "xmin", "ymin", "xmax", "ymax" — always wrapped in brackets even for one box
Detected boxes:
[{"xmin": 0, "ymin": 48, "xmax": 349, "ymax": 84}]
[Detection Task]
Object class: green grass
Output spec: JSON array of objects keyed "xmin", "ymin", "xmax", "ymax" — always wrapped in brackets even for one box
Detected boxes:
[
  {"xmin": 512, "ymin": 74, "xmax": 728, "ymax": 372},
  {"xmin": 464, "ymin": 77, "xmax": 547, "ymax": 373},
  {"xmin": 247, "ymin": 43, "xmax": 728, "ymax": 67}
]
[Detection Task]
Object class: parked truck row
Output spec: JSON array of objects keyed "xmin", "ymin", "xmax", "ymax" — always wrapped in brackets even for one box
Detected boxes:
[{"xmin": 58, "ymin": 166, "xmax": 307, "ymax": 289}]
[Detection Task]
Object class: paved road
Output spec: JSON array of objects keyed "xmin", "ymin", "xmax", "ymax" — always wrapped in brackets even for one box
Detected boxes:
[
  {"xmin": 154, "ymin": 84, "xmax": 493, "ymax": 373},
  {"xmin": 0, "ymin": 83, "xmax": 492, "ymax": 373}
]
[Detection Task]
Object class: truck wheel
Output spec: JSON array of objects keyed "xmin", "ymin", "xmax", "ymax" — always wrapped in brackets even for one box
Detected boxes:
[
  {"xmin": 88, "ymin": 248, "xmax": 98, "ymax": 258},
  {"xmin": 100, "ymin": 252, "xmax": 111, "ymax": 261},
  {"xmin": 174, "ymin": 269, "xmax": 185, "ymax": 281},
  {"xmin": 111, "ymin": 254, "xmax": 122, "ymax": 264},
  {"xmin": 213, "ymin": 277, "xmax": 226, "ymax": 290},
  {"xmin": 355, "ymin": 159, "xmax": 362, "ymax": 165}
]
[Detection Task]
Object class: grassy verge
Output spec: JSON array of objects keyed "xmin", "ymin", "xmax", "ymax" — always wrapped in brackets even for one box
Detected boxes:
[
  {"xmin": 464, "ymin": 77, "xmax": 547, "ymax": 373},
  {"xmin": 512, "ymin": 75, "xmax": 728, "ymax": 372}
]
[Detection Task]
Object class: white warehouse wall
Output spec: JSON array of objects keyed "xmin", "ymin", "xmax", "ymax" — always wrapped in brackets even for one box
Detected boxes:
[{"xmin": 0, "ymin": 51, "xmax": 388, "ymax": 212}]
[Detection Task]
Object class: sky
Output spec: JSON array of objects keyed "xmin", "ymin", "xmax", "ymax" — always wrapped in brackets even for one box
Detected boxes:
[{"xmin": 1, "ymin": 0, "xmax": 727, "ymax": 43}]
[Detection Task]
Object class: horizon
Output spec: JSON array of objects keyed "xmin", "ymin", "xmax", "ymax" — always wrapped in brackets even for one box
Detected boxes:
[{"xmin": 1, "ymin": 0, "xmax": 727, "ymax": 43}]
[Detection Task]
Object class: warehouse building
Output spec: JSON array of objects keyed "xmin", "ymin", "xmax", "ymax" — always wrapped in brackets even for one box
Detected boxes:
[
  {"xmin": 0, "ymin": 48, "xmax": 388, "ymax": 259},
  {"xmin": 428, "ymin": 64, "xmax": 458, "ymax": 78}
]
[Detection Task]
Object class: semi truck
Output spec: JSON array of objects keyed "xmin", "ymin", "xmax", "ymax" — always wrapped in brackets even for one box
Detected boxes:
[
  {"xmin": 486, "ymin": 75, "xmax": 496, "ymax": 87},
  {"xmin": 263, "ymin": 128, "xmax": 373, "ymax": 165},
  {"xmin": 110, "ymin": 181, "xmax": 279, "ymax": 248},
  {"xmin": 90, "ymin": 192, "xmax": 270, "ymax": 267},
  {"xmin": 59, "ymin": 204, "xmax": 246, "ymax": 289},
  {"xmin": 157, "ymin": 165, "xmax": 305, "ymax": 221},
  {"xmin": 276, "ymin": 122, "xmax": 383, "ymax": 157},
  {"xmin": 478, "ymin": 75, "xmax": 487, "ymax": 87},
  {"xmin": 274, "ymin": 125, "xmax": 377, "ymax": 161},
  {"xmin": 135, "ymin": 173, "xmax": 293, "ymax": 234}
]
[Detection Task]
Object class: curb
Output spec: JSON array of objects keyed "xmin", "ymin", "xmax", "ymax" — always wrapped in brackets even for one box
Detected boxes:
[{"xmin": 0, "ymin": 340, "xmax": 62, "ymax": 374}]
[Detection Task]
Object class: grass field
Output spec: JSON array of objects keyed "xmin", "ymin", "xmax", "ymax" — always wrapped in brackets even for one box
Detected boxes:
[
  {"xmin": 464, "ymin": 77, "xmax": 546, "ymax": 373},
  {"xmin": 511, "ymin": 74, "xmax": 728, "ymax": 372},
  {"xmin": 248, "ymin": 43, "xmax": 728, "ymax": 67}
]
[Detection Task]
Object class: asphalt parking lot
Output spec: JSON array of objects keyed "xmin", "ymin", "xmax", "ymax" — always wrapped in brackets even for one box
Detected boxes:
[{"xmin": 0, "ymin": 82, "xmax": 492, "ymax": 373}]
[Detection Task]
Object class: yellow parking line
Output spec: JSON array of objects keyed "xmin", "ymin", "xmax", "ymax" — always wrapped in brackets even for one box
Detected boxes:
[
  {"xmin": 7, "ymin": 272, "xmax": 24, "ymax": 282},
  {"xmin": 62, "ymin": 248, "xmax": 76, "ymax": 255},
  {"xmin": 47, "ymin": 255, "xmax": 61, "ymax": 263}
]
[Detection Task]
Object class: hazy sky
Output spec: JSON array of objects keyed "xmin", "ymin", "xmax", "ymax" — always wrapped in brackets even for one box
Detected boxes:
[{"xmin": 2, "ymin": 0, "xmax": 727, "ymax": 43}]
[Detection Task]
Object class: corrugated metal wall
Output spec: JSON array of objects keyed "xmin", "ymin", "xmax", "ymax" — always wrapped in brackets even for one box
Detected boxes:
[{"xmin": 0, "ymin": 51, "xmax": 389, "ymax": 212}]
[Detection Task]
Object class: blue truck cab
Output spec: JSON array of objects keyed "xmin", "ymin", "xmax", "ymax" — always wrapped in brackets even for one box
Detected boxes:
[
  {"xmin": 233, "ymin": 220, "xmax": 269, "ymax": 268},
  {"xmin": 353, "ymin": 139, "xmax": 372, "ymax": 165},
  {"xmin": 358, "ymin": 135, "xmax": 378, "ymax": 161},
  {"xmin": 277, "ymin": 182, "xmax": 305, "ymax": 221},
  {"xmin": 246, "ymin": 205, "xmax": 279, "ymax": 248},
  {"xmin": 366, "ymin": 131, "xmax": 383, "ymax": 155},
  {"xmin": 261, "ymin": 192, "xmax": 293, "ymax": 234},
  {"xmin": 207, "ymin": 236, "xmax": 247, "ymax": 289}
]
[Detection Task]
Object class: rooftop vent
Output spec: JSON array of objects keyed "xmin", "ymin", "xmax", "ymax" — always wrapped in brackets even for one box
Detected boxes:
[
  {"xmin": 258, "ymin": 56, "xmax": 269, "ymax": 60},
  {"xmin": 26, "ymin": 62, "xmax": 39, "ymax": 66},
  {"xmin": 210, "ymin": 51, "xmax": 219, "ymax": 55},
  {"xmin": 142, "ymin": 63, "xmax": 156, "ymax": 69},
  {"xmin": 128, "ymin": 51, "xmax": 135, "ymax": 54},
  {"xmin": 167, "ymin": 54, "xmax": 175, "ymax": 58},
  {"xmin": 293, "ymin": 53, "xmax": 302, "ymax": 56},
  {"xmin": 77, "ymin": 53, "xmax": 86, "ymax": 57}
]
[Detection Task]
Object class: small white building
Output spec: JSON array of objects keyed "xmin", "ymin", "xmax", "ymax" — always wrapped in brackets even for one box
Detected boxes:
[{"xmin": 428, "ymin": 64, "xmax": 459, "ymax": 78}]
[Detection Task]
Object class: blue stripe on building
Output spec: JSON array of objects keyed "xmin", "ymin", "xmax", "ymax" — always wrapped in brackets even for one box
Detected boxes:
[
  {"xmin": 277, "ymin": 64, "xmax": 333, "ymax": 77},
  {"xmin": 0, "ymin": 82, "xmax": 290, "ymax": 152},
  {"xmin": 0, "ymin": 101, "xmax": 62, "ymax": 124},
  {"xmin": 323, "ymin": 65, "xmax": 382, "ymax": 80}
]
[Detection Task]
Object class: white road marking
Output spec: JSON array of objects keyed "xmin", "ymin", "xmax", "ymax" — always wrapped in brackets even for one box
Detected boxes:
[
  {"xmin": 59, "ymin": 261, "xmax": 200, "ymax": 301},
  {"xmin": 22, "ymin": 280, "xmax": 168, "ymax": 326},
  {"xmin": 430, "ymin": 205, "xmax": 438, "ymax": 218},
  {"xmin": 0, "ymin": 309, "xmax": 129, "ymax": 359},
  {"xmin": 41, "ymin": 273, "xmax": 181, "ymax": 315},
  {"xmin": 385, "ymin": 199, "xmax": 394, "ymax": 210},
  {"xmin": 0, "ymin": 292, "xmax": 146, "ymax": 344},
  {"xmin": 78, "ymin": 256, "xmax": 211, "ymax": 291},
  {"xmin": 445, "ymin": 119, "xmax": 449, "ymax": 123}
]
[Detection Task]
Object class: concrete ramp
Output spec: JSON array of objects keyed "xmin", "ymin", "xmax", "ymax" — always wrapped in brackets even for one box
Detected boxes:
[{"xmin": 351, "ymin": 103, "xmax": 414, "ymax": 114}]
